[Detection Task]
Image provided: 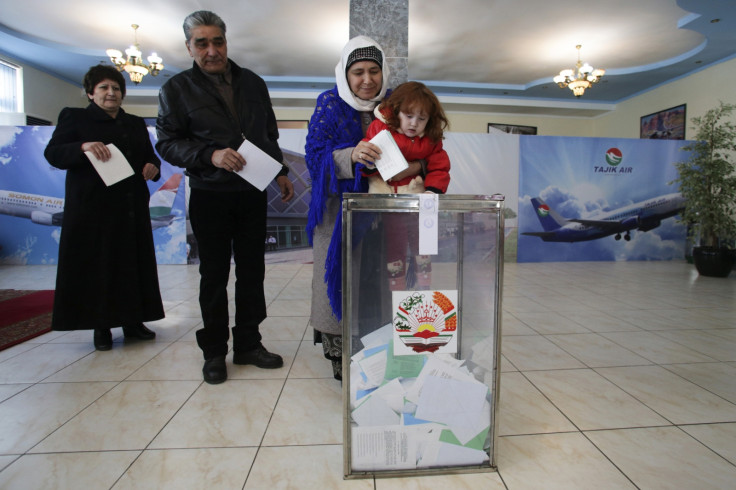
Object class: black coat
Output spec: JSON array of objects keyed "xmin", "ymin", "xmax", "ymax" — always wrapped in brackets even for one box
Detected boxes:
[
  {"xmin": 44, "ymin": 102, "xmax": 165, "ymax": 330},
  {"xmin": 156, "ymin": 59, "xmax": 288, "ymax": 191}
]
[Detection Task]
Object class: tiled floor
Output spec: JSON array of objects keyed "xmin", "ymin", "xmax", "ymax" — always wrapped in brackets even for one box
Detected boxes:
[{"xmin": 0, "ymin": 257, "xmax": 735, "ymax": 489}]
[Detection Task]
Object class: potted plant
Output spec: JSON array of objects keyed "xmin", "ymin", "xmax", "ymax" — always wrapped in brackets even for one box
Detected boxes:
[{"xmin": 672, "ymin": 101, "xmax": 736, "ymax": 277}]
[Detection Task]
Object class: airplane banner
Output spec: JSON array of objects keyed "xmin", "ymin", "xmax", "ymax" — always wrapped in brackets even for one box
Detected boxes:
[
  {"xmin": 517, "ymin": 135, "xmax": 691, "ymax": 262},
  {"xmin": 0, "ymin": 126, "xmax": 188, "ymax": 265}
]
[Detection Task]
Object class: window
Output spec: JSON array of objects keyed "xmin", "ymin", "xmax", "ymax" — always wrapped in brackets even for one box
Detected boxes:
[{"xmin": 0, "ymin": 59, "xmax": 23, "ymax": 113}]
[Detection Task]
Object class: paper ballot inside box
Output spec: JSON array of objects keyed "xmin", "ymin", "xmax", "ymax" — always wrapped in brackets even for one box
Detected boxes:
[{"xmin": 368, "ymin": 130, "xmax": 410, "ymax": 181}]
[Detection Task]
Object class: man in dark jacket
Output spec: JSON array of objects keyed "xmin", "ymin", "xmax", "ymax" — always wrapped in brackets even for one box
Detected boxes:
[{"xmin": 156, "ymin": 10, "xmax": 294, "ymax": 384}]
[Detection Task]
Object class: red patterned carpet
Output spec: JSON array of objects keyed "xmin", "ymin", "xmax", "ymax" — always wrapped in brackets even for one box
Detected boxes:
[{"xmin": 0, "ymin": 289, "xmax": 54, "ymax": 351}]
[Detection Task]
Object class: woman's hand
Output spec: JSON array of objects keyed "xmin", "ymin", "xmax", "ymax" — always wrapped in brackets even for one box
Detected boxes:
[
  {"xmin": 352, "ymin": 142, "xmax": 381, "ymax": 165},
  {"xmin": 81, "ymin": 142, "xmax": 111, "ymax": 161},
  {"xmin": 142, "ymin": 163, "xmax": 159, "ymax": 181}
]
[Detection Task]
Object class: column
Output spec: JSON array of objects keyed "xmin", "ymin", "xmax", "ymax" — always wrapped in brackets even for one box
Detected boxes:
[{"xmin": 349, "ymin": 0, "xmax": 408, "ymax": 89}]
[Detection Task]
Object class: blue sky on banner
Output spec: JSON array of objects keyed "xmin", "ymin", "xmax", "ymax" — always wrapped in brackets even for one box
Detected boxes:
[{"xmin": 517, "ymin": 135, "xmax": 690, "ymax": 262}]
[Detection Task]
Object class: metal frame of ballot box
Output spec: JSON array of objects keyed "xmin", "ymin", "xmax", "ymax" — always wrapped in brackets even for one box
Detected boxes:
[{"xmin": 341, "ymin": 194, "xmax": 504, "ymax": 479}]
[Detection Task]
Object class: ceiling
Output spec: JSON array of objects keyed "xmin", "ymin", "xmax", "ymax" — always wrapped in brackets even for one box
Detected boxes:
[{"xmin": 1, "ymin": 0, "xmax": 735, "ymax": 117}]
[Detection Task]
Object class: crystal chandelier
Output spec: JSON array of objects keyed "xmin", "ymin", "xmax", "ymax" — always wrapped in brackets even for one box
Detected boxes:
[
  {"xmin": 106, "ymin": 24, "xmax": 164, "ymax": 85},
  {"xmin": 553, "ymin": 45, "xmax": 605, "ymax": 97}
]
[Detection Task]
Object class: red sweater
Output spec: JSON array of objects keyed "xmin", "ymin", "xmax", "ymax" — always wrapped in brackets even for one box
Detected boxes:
[{"xmin": 362, "ymin": 116, "xmax": 451, "ymax": 194}]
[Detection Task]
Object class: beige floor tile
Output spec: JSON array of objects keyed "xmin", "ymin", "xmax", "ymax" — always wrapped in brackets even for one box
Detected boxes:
[
  {"xmin": 0, "ymin": 343, "xmax": 93, "ymax": 383},
  {"xmin": 680, "ymin": 423, "xmax": 736, "ymax": 465},
  {"xmin": 164, "ymin": 301, "xmax": 203, "ymax": 318},
  {"xmin": 45, "ymin": 328, "xmax": 103, "ymax": 343},
  {"xmin": 0, "ymin": 342, "xmax": 38, "ymax": 364},
  {"xmin": 0, "ymin": 451, "xmax": 139, "ymax": 490},
  {"xmin": 126, "ymin": 341, "xmax": 204, "ymax": 381},
  {"xmin": 0, "ymin": 261, "xmax": 734, "ymax": 488},
  {"xmin": 375, "ymin": 471, "xmax": 505, "ymax": 489},
  {"xmin": 702, "ymin": 309, "xmax": 736, "ymax": 324},
  {"xmin": 246, "ymin": 445, "xmax": 372, "ymax": 489},
  {"xmin": 0, "ymin": 381, "xmax": 115, "ymax": 454},
  {"xmin": 526, "ymin": 369, "xmax": 669, "ymax": 430},
  {"xmin": 545, "ymin": 333, "xmax": 651, "ymax": 368},
  {"xmin": 513, "ymin": 311, "xmax": 591, "ymax": 335},
  {"xmin": 114, "ymin": 448, "xmax": 256, "ymax": 489},
  {"xmin": 0, "ymin": 384, "xmax": 30, "ymax": 403},
  {"xmin": 664, "ymin": 362, "xmax": 736, "ymax": 404},
  {"xmin": 501, "ymin": 296, "xmax": 550, "ymax": 313},
  {"xmin": 654, "ymin": 329, "xmax": 736, "ymax": 361},
  {"xmin": 267, "ymin": 298, "xmax": 311, "ymax": 316},
  {"xmin": 499, "ymin": 354, "xmax": 517, "ymax": 372},
  {"xmin": 276, "ymin": 283, "xmax": 313, "ymax": 300},
  {"xmin": 501, "ymin": 335, "xmax": 586, "ymax": 371},
  {"xmin": 600, "ymin": 331, "xmax": 718, "ymax": 364},
  {"xmin": 158, "ymin": 287, "xmax": 198, "ymax": 302},
  {"xmin": 595, "ymin": 365, "xmax": 736, "ymax": 424},
  {"xmin": 646, "ymin": 307, "xmax": 725, "ymax": 329},
  {"xmin": 150, "ymin": 379, "xmax": 283, "ymax": 448},
  {"xmin": 607, "ymin": 309, "xmax": 687, "ymax": 331},
  {"xmin": 562, "ymin": 310, "xmax": 640, "ymax": 333},
  {"xmin": 497, "ymin": 432, "xmax": 635, "ymax": 489},
  {"xmin": 0, "ymin": 455, "xmax": 17, "ymax": 472},
  {"xmin": 501, "ymin": 313, "xmax": 538, "ymax": 336},
  {"xmin": 178, "ymin": 323, "xmax": 200, "ymax": 342},
  {"xmin": 290, "ymin": 340, "xmax": 337, "ymax": 378},
  {"xmin": 263, "ymin": 378, "xmax": 342, "ymax": 445},
  {"xmin": 708, "ymin": 328, "xmax": 736, "ymax": 342},
  {"xmin": 30, "ymin": 380, "xmax": 199, "ymax": 452},
  {"xmin": 44, "ymin": 341, "xmax": 170, "ymax": 382},
  {"xmin": 138, "ymin": 316, "xmax": 200, "ymax": 342},
  {"xmin": 498, "ymin": 372, "xmax": 577, "ymax": 436},
  {"xmin": 586, "ymin": 426, "xmax": 736, "ymax": 489},
  {"xmin": 22, "ymin": 329, "xmax": 67, "ymax": 344},
  {"xmin": 259, "ymin": 315, "xmax": 309, "ymax": 341}
]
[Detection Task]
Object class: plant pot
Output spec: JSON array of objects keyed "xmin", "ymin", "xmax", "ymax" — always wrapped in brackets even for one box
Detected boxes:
[{"xmin": 692, "ymin": 247, "xmax": 735, "ymax": 278}]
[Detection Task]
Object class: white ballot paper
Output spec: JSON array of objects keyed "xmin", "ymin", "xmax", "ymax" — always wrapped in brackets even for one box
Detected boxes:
[
  {"xmin": 84, "ymin": 144, "xmax": 134, "ymax": 186},
  {"xmin": 235, "ymin": 139, "xmax": 283, "ymax": 191},
  {"xmin": 369, "ymin": 129, "xmax": 409, "ymax": 181},
  {"xmin": 352, "ymin": 426, "xmax": 417, "ymax": 471}
]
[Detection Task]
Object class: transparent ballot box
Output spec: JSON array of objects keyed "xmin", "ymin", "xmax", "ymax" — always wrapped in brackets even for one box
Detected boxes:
[{"xmin": 342, "ymin": 193, "xmax": 504, "ymax": 479}]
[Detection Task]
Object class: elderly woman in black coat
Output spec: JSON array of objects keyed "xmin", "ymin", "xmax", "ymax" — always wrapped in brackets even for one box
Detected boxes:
[{"xmin": 44, "ymin": 65, "xmax": 164, "ymax": 350}]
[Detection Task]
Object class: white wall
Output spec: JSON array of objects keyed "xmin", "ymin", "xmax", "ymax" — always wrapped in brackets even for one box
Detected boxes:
[
  {"xmin": 594, "ymin": 57, "xmax": 736, "ymax": 139},
  {"xmin": 0, "ymin": 54, "xmax": 86, "ymax": 124}
]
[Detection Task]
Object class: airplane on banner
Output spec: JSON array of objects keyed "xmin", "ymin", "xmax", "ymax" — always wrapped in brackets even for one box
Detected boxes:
[
  {"xmin": 522, "ymin": 192, "xmax": 686, "ymax": 242},
  {"xmin": 0, "ymin": 173, "xmax": 183, "ymax": 230}
]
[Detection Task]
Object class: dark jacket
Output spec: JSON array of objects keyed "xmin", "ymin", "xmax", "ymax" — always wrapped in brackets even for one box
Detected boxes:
[
  {"xmin": 44, "ymin": 102, "xmax": 164, "ymax": 330},
  {"xmin": 156, "ymin": 59, "xmax": 288, "ymax": 191}
]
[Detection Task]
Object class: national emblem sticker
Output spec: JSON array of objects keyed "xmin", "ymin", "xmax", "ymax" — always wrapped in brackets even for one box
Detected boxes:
[{"xmin": 392, "ymin": 290, "xmax": 459, "ymax": 355}]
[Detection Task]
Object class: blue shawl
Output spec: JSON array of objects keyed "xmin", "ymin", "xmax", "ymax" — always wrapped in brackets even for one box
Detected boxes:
[{"xmin": 305, "ymin": 86, "xmax": 368, "ymax": 320}]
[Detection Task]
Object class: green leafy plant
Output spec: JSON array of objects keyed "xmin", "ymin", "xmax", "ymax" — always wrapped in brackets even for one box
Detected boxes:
[{"xmin": 672, "ymin": 101, "xmax": 736, "ymax": 249}]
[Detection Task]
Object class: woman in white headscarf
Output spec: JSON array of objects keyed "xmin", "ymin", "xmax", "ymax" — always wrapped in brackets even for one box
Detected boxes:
[{"xmin": 305, "ymin": 36, "xmax": 422, "ymax": 380}]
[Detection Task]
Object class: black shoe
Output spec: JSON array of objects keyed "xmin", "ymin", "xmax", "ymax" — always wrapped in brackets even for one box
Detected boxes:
[
  {"xmin": 123, "ymin": 323, "xmax": 156, "ymax": 340},
  {"xmin": 233, "ymin": 344, "xmax": 283, "ymax": 369},
  {"xmin": 93, "ymin": 329, "xmax": 112, "ymax": 351},
  {"xmin": 203, "ymin": 356, "xmax": 227, "ymax": 384}
]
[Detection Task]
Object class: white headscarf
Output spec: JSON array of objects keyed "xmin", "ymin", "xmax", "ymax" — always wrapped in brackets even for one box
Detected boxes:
[{"xmin": 335, "ymin": 36, "xmax": 389, "ymax": 112}]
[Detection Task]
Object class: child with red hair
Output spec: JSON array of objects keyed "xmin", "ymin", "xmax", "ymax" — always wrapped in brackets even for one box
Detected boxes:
[{"xmin": 360, "ymin": 81, "xmax": 451, "ymax": 290}]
